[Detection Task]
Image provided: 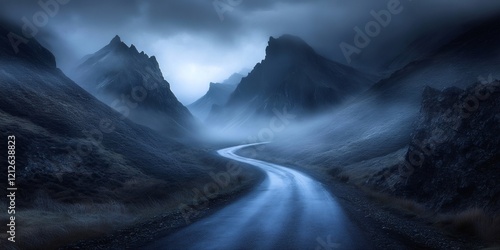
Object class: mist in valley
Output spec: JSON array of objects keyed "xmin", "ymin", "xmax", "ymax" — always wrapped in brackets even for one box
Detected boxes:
[{"xmin": 1, "ymin": 0, "xmax": 500, "ymax": 249}]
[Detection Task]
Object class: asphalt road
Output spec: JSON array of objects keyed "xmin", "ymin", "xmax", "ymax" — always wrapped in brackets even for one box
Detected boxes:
[{"xmin": 142, "ymin": 144, "xmax": 370, "ymax": 250}]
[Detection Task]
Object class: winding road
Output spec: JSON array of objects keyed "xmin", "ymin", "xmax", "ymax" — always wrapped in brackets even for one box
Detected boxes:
[{"xmin": 143, "ymin": 144, "xmax": 370, "ymax": 250}]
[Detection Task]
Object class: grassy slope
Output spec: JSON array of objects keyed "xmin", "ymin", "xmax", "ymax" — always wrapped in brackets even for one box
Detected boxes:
[{"xmin": 0, "ymin": 24, "xmax": 261, "ymax": 249}]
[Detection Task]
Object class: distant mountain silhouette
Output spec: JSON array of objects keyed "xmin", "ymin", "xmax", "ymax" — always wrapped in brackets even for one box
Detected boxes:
[
  {"xmin": 70, "ymin": 35, "xmax": 194, "ymax": 135},
  {"xmin": 208, "ymin": 34, "xmax": 375, "ymax": 130},
  {"xmin": 188, "ymin": 73, "xmax": 244, "ymax": 121}
]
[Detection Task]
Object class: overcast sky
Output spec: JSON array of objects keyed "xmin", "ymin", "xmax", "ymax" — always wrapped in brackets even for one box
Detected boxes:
[{"xmin": 2, "ymin": 0, "xmax": 500, "ymax": 104}]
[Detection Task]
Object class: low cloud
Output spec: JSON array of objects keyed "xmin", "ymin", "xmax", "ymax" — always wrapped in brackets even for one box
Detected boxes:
[{"xmin": 1, "ymin": 0, "xmax": 500, "ymax": 103}]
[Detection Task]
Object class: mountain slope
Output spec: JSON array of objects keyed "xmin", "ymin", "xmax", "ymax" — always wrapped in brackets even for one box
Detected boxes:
[
  {"xmin": 208, "ymin": 35, "xmax": 375, "ymax": 131},
  {"xmin": 70, "ymin": 36, "xmax": 194, "ymax": 135},
  {"xmin": 365, "ymin": 15, "xmax": 500, "ymax": 106},
  {"xmin": 188, "ymin": 73, "xmax": 243, "ymax": 121},
  {"xmin": 0, "ymin": 22, "xmax": 255, "ymax": 249},
  {"xmin": 0, "ymin": 22, "xmax": 221, "ymax": 207}
]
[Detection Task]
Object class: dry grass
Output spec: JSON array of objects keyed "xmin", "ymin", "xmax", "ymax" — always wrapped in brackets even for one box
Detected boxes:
[
  {"xmin": 359, "ymin": 188, "xmax": 500, "ymax": 246},
  {"xmin": 361, "ymin": 187, "xmax": 427, "ymax": 216},
  {"xmin": 0, "ymin": 191, "xmax": 203, "ymax": 249},
  {"xmin": 436, "ymin": 208, "xmax": 500, "ymax": 244},
  {"xmin": 0, "ymin": 170, "xmax": 256, "ymax": 249},
  {"xmin": 0, "ymin": 195, "xmax": 136, "ymax": 249}
]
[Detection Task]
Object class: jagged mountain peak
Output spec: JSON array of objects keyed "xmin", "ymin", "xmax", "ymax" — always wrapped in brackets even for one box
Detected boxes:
[
  {"xmin": 71, "ymin": 37, "xmax": 194, "ymax": 134},
  {"xmin": 77, "ymin": 35, "xmax": 162, "ymax": 78},
  {"xmin": 102, "ymin": 35, "xmax": 154, "ymax": 62},
  {"xmin": 208, "ymin": 34, "xmax": 374, "ymax": 129},
  {"xmin": 110, "ymin": 35, "xmax": 122, "ymax": 45},
  {"xmin": 149, "ymin": 55, "xmax": 158, "ymax": 63},
  {"xmin": 130, "ymin": 44, "xmax": 139, "ymax": 53},
  {"xmin": 266, "ymin": 34, "xmax": 315, "ymax": 58},
  {"xmin": 104, "ymin": 35, "xmax": 130, "ymax": 52}
]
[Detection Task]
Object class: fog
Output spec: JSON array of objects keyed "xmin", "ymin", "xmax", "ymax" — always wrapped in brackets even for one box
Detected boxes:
[
  {"xmin": 198, "ymin": 90, "xmax": 417, "ymax": 167},
  {"xmin": 3, "ymin": 1, "xmax": 500, "ymax": 169}
]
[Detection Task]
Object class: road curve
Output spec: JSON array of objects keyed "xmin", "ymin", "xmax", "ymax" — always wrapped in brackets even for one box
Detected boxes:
[{"xmin": 143, "ymin": 144, "xmax": 370, "ymax": 250}]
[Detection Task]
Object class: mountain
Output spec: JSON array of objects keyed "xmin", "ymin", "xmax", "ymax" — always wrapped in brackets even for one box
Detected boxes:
[
  {"xmin": 0, "ymin": 22, "xmax": 248, "ymax": 249},
  {"xmin": 70, "ymin": 35, "xmax": 194, "ymax": 135},
  {"xmin": 256, "ymin": 15, "xmax": 500, "ymax": 187},
  {"xmin": 208, "ymin": 34, "xmax": 375, "ymax": 130},
  {"xmin": 314, "ymin": 14, "xmax": 500, "ymax": 156},
  {"xmin": 188, "ymin": 73, "xmax": 243, "ymax": 121},
  {"xmin": 0, "ymin": 21, "xmax": 221, "ymax": 210}
]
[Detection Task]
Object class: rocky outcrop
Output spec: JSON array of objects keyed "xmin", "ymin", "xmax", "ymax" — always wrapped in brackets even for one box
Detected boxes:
[{"xmin": 374, "ymin": 81, "xmax": 500, "ymax": 213}]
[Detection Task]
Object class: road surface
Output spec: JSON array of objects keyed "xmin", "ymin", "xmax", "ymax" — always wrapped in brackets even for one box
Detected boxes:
[{"xmin": 143, "ymin": 144, "xmax": 370, "ymax": 250}]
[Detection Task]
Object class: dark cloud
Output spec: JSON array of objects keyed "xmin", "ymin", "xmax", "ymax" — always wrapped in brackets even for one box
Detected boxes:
[{"xmin": 1, "ymin": 0, "xmax": 500, "ymax": 103}]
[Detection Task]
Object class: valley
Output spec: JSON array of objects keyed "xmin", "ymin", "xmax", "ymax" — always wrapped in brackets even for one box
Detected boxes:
[{"xmin": 1, "ymin": 2, "xmax": 499, "ymax": 249}]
